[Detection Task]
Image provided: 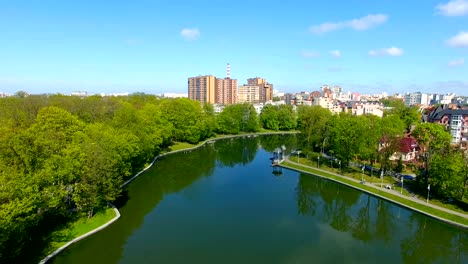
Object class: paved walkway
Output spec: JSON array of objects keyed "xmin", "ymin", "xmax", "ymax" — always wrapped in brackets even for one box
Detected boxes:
[{"xmin": 282, "ymin": 157, "xmax": 468, "ymax": 222}]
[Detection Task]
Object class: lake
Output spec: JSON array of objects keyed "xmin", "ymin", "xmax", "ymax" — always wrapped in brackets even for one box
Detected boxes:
[{"xmin": 50, "ymin": 135, "xmax": 467, "ymax": 264}]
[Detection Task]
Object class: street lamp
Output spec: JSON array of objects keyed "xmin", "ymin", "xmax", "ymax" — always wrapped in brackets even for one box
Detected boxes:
[
  {"xmin": 401, "ymin": 176, "xmax": 404, "ymax": 194},
  {"xmin": 380, "ymin": 170, "xmax": 384, "ymax": 188},
  {"xmin": 297, "ymin": 150, "xmax": 301, "ymax": 163},
  {"xmin": 427, "ymin": 184, "xmax": 431, "ymax": 203},
  {"xmin": 361, "ymin": 165, "xmax": 365, "ymax": 183},
  {"xmin": 339, "ymin": 160, "xmax": 342, "ymax": 174},
  {"xmin": 317, "ymin": 156, "xmax": 320, "ymax": 168}
]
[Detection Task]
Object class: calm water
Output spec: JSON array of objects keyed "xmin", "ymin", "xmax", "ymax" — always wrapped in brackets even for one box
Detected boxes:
[{"xmin": 51, "ymin": 135, "xmax": 467, "ymax": 264}]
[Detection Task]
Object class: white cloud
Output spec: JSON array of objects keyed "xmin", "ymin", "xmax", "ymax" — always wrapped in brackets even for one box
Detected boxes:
[
  {"xmin": 368, "ymin": 47, "xmax": 404, "ymax": 56},
  {"xmin": 330, "ymin": 50, "xmax": 341, "ymax": 57},
  {"xmin": 447, "ymin": 31, "xmax": 468, "ymax": 47},
  {"xmin": 310, "ymin": 14, "xmax": 388, "ymax": 34},
  {"xmin": 436, "ymin": 0, "xmax": 468, "ymax": 16},
  {"xmin": 301, "ymin": 50, "xmax": 321, "ymax": 58},
  {"xmin": 448, "ymin": 58, "xmax": 465, "ymax": 66},
  {"xmin": 180, "ymin": 28, "xmax": 200, "ymax": 41}
]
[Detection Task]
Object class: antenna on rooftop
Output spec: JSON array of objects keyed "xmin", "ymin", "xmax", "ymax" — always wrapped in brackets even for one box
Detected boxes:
[{"xmin": 227, "ymin": 63, "xmax": 230, "ymax": 79}]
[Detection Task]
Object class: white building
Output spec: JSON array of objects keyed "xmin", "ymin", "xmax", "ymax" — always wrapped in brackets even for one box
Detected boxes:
[
  {"xmin": 404, "ymin": 92, "xmax": 430, "ymax": 106},
  {"xmin": 352, "ymin": 102, "xmax": 384, "ymax": 117},
  {"xmin": 163, "ymin": 93, "xmax": 188, "ymax": 98}
]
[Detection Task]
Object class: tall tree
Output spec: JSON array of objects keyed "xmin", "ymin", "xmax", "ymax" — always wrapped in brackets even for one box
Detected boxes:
[
  {"xmin": 412, "ymin": 123, "xmax": 452, "ymax": 189},
  {"xmin": 296, "ymin": 105, "xmax": 332, "ymax": 151}
]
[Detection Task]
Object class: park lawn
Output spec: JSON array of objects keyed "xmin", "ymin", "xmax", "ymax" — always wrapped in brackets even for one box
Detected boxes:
[
  {"xmin": 43, "ymin": 207, "xmax": 116, "ymax": 256},
  {"xmin": 167, "ymin": 142, "xmax": 199, "ymax": 152},
  {"xmin": 282, "ymin": 161, "xmax": 468, "ymax": 227}
]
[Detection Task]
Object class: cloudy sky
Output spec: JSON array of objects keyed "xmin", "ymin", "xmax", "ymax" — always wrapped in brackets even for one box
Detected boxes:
[{"xmin": 0, "ymin": 0, "xmax": 467, "ymax": 95}]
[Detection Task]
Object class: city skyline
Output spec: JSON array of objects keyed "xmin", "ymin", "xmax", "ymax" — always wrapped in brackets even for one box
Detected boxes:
[{"xmin": 1, "ymin": 0, "xmax": 467, "ymax": 95}]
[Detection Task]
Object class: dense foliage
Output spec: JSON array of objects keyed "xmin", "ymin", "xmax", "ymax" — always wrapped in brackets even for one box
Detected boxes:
[
  {"xmin": 0, "ymin": 94, "xmax": 226, "ymax": 262},
  {"xmin": 0, "ymin": 94, "xmax": 466, "ymax": 262}
]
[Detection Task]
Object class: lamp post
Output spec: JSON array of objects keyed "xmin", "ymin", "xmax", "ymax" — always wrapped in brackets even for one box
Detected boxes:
[
  {"xmin": 380, "ymin": 170, "xmax": 384, "ymax": 188},
  {"xmin": 401, "ymin": 176, "xmax": 404, "ymax": 195},
  {"xmin": 427, "ymin": 184, "xmax": 431, "ymax": 203},
  {"xmin": 317, "ymin": 156, "xmax": 320, "ymax": 168},
  {"xmin": 297, "ymin": 150, "xmax": 301, "ymax": 163},
  {"xmin": 361, "ymin": 165, "xmax": 365, "ymax": 183},
  {"xmin": 339, "ymin": 160, "xmax": 341, "ymax": 174}
]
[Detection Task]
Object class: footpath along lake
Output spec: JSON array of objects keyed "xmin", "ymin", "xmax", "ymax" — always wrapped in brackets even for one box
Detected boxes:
[{"xmin": 50, "ymin": 135, "xmax": 467, "ymax": 264}]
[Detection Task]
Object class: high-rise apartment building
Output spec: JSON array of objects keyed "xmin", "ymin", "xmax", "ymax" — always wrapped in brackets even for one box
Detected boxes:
[
  {"xmin": 188, "ymin": 75, "xmax": 216, "ymax": 104},
  {"xmin": 215, "ymin": 78, "xmax": 238, "ymax": 105},
  {"xmin": 238, "ymin": 85, "xmax": 260, "ymax": 103},
  {"xmin": 404, "ymin": 92, "xmax": 430, "ymax": 106},
  {"xmin": 247, "ymin": 77, "xmax": 273, "ymax": 103}
]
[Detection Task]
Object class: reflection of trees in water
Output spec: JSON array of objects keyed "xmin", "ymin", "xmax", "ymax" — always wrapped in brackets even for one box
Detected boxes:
[
  {"xmin": 351, "ymin": 195, "xmax": 372, "ymax": 242},
  {"xmin": 375, "ymin": 199, "xmax": 394, "ymax": 243},
  {"xmin": 295, "ymin": 173, "xmax": 467, "ymax": 263},
  {"xmin": 63, "ymin": 144, "xmax": 219, "ymax": 264},
  {"xmin": 259, "ymin": 134, "xmax": 298, "ymax": 153},
  {"xmin": 400, "ymin": 215, "xmax": 465, "ymax": 264},
  {"xmin": 215, "ymin": 137, "xmax": 259, "ymax": 167},
  {"xmin": 296, "ymin": 174, "xmax": 359, "ymax": 232}
]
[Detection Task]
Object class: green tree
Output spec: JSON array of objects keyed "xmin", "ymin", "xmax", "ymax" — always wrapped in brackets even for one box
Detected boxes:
[
  {"xmin": 296, "ymin": 105, "xmax": 332, "ymax": 151},
  {"xmin": 259, "ymin": 104, "xmax": 279, "ymax": 130},
  {"xmin": 159, "ymin": 98, "xmax": 208, "ymax": 143},
  {"xmin": 412, "ymin": 123, "xmax": 452, "ymax": 189},
  {"xmin": 217, "ymin": 103, "xmax": 259, "ymax": 134},
  {"xmin": 277, "ymin": 104, "xmax": 296, "ymax": 130}
]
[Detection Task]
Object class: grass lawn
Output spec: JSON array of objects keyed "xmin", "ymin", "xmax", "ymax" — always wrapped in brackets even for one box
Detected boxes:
[
  {"xmin": 166, "ymin": 141, "xmax": 199, "ymax": 152},
  {"xmin": 43, "ymin": 207, "xmax": 116, "ymax": 256},
  {"xmin": 282, "ymin": 160, "xmax": 468, "ymax": 227}
]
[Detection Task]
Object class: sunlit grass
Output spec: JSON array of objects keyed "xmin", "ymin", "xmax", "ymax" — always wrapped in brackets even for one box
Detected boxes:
[
  {"xmin": 282, "ymin": 160, "xmax": 468, "ymax": 226},
  {"xmin": 43, "ymin": 207, "xmax": 116, "ymax": 256},
  {"xmin": 167, "ymin": 142, "xmax": 199, "ymax": 152}
]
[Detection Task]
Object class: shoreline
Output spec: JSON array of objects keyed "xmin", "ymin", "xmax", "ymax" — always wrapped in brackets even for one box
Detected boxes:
[
  {"xmin": 39, "ymin": 130, "xmax": 466, "ymax": 263},
  {"xmin": 38, "ymin": 131, "xmax": 298, "ymax": 263},
  {"xmin": 279, "ymin": 158, "xmax": 468, "ymax": 229}
]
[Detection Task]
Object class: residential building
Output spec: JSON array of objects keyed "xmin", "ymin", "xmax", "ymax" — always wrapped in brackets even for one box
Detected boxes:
[
  {"xmin": 404, "ymin": 92, "xmax": 430, "ymax": 106},
  {"xmin": 427, "ymin": 105, "xmax": 468, "ymax": 145},
  {"xmin": 71, "ymin": 91, "xmax": 88, "ymax": 97},
  {"xmin": 351, "ymin": 102, "xmax": 384, "ymax": 117},
  {"xmin": 238, "ymin": 85, "xmax": 260, "ymax": 104},
  {"xmin": 163, "ymin": 93, "xmax": 188, "ymax": 98},
  {"xmin": 215, "ymin": 77, "xmax": 238, "ymax": 105},
  {"xmin": 284, "ymin": 93, "xmax": 294, "ymax": 105},
  {"xmin": 247, "ymin": 77, "xmax": 273, "ymax": 103},
  {"xmin": 188, "ymin": 75, "xmax": 216, "ymax": 104},
  {"xmin": 390, "ymin": 137, "xmax": 419, "ymax": 162}
]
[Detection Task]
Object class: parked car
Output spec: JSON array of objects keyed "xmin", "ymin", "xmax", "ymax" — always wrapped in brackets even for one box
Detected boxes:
[{"xmin": 401, "ymin": 175, "xmax": 415, "ymax": 181}]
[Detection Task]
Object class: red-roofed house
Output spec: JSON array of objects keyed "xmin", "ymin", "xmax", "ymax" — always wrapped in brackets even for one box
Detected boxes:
[{"xmin": 390, "ymin": 137, "xmax": 419, "ymax": 162}]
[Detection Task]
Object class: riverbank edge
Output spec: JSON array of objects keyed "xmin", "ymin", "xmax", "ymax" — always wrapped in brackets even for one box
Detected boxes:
[
  {"xmin": 121, "ymin": 131, "xmax": 300, "ymax": 187},
  {"xmin": 38, "ymin": 204, "xmax": 121, "ymax": 264},
  {"xmin": 38, "ymin": 131, "xmax": 298, "ymax": 264},
  {"xmin": 279, "ymin": 161, "xmax": 468, "ymax": 229}
]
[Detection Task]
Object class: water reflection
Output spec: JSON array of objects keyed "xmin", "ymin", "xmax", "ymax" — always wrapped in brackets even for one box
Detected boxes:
[
  {"xmin": 296, "ymin": 173, "xmax": 467, "ymax": 263},
  {"xmin": 51, "ymin": 135, "xmax": 467, "ymax": 264}
]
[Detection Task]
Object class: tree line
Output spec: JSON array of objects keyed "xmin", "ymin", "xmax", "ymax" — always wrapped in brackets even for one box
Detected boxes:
[
  {"xmin": 0, "ymin": 93, "xmax": 466, "ymax": 262},
  {"xmin": 295, "ymin": 99, "xmax": 468, "ymax": 204},
  {"xmin": 0, "ymin": 94, "xmax": 275, "ymax": 262}
]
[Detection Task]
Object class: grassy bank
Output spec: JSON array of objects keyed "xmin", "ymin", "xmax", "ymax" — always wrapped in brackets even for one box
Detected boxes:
[
  {"xmin": 282, "ymin": 160, "xmax": 468, "ymax": 227},
  {"xmin": 42, "ymin": 207, "xmax": 116, "ymax": 257}
]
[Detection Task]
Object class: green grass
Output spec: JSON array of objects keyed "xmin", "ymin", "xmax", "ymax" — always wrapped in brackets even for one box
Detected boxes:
[
  {"xmin": 43, "ymin": 207, "xmax": 116, "ymax": 256},
  {"xmin": 282, "ymin": 161, "xmax": 468, "ymax": 226},
  {"xmin": 167, "ymin": 141, "xmax": 199, "ymax": 152}
]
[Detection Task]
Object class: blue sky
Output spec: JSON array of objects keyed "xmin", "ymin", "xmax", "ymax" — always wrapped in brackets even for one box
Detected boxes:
[{"xmin": 0, "ymin": 0, "xmax": 467, "ymax": 95}]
